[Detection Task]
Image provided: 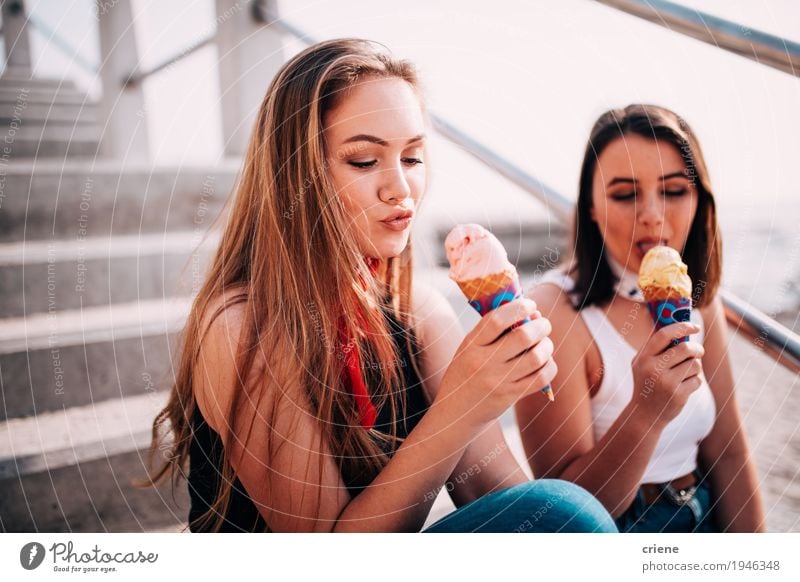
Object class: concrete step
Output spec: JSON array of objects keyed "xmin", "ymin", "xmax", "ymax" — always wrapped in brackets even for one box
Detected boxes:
[
  {"xmin": 0, "ymin": 100, "xmax": 98, "ymax": 124},
  {"xmin": 0, "ymin": 447, "xmax": 188, "ymax": 532},
  {"xmin": 0, "ymin": 390, "xmax": 168, "ymax": 479},
  {"xmin": 0, "ymin": 75, "xmax": 72, "ymax": 91},
  {"xmin": 1, "ymin": 123, "xmax": 101, "ymax": 158},
  {"xmin": 0, "ymin": 160, "xmax": 239, "ymax": 242},
  {"xmin": 0, "ymin": 231, "xmax": 218, "ymax": 318},
  {"xmin": 0, "ymin": 86, "xmax": 90, "ymax": 105},
  {"xmin": 4, "ymin": 136, "xmax": 100, "ymax": 158},
  {"xmin": 1, "ymin": 123, "xmax": 101, "ymax": 142},
  {"xmin": 0, "ymin": 297, "xmax": 191, "ymax": 421}
]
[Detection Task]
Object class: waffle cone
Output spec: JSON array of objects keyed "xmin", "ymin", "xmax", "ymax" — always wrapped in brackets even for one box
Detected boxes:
[
  {"xmin": 641, "ymin": 285, "xmax": 688, "ymax": 301},
  {"xmin": 455, "ymin": 268, "xmax": 518, "ymax": 301}
]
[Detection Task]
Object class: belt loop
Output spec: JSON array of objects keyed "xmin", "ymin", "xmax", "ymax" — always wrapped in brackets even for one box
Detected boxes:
[
  {"xmin": 616, "ymin": 487, "xmax": 645, "ymax": 532},
  {"xmin": 687, "ymin": 495, "xmax": 703, "ymax": 528},
  {"xmin": 636, "ymin": 487, "xmax": 647, "ymax": 512}
]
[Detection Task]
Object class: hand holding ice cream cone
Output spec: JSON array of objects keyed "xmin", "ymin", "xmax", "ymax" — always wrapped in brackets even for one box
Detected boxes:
[
  {"xmin": 445, "ymin": 224, "xmax": 554, "ymax": 401},
  {"xmin": 638, "ymin": 246, "xmax": 693, "ymax": 344}
]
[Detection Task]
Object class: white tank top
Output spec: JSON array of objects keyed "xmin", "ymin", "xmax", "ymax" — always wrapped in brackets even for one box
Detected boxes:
[{"xmin": 538, "ymin": 269, "xmax": 716, "ymax": 484}]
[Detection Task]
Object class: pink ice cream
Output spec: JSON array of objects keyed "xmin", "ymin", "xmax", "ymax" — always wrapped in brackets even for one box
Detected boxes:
[
  {"xmin": 443, "ymin": 223, "xmax": 555, "ymax": 402},
  {"xmin": 444, "ymin": 224, "xmax": 513, "ymax": 281}
]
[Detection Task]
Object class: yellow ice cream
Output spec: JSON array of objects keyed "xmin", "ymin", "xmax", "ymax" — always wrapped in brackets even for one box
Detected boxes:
[{"xmin": 638, "ymin": 246, "xmax": 692, "ymax": 300}]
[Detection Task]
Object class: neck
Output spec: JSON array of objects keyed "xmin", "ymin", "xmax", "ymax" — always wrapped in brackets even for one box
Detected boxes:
[{"xmin": 606, "ymin": 252, "xmax": 644, "ymax": 302}]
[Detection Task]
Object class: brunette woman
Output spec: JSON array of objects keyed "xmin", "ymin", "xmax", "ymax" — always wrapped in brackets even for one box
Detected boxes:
[{"xmin": 515, "ymin": 104, "xmax": 766, "ymax": 533}]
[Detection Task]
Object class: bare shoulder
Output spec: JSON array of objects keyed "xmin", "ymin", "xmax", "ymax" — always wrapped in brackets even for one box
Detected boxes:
[
  {"xmin": 698, "ymin": 293, "xmax": 725, "ymax": 323},
  {"xmin": 410, "ymin": 279, "xmax": 462, "ymax": 349},
  {"xmin": 411, "ymin": 279, "xmax": 455, "ymax": 319},
  {"xmin": 526, "ymin": 281, "xmax": 571, "ymax": 313},
  {"xmin": 526, "ymin": 282, "xmax": 589, "ymax": 343},
  {"xmin": 194, "ymin": 287, "xmax": 288, "ymax": 436}
]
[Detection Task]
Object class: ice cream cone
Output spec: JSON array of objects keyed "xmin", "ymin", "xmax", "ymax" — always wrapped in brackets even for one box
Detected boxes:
[
  {"xmin": 638, "ymin": 246, "xmax": 693, "ymax": 345},
  {"xmin": 445, "ymin": 224, "xmax": 554, "ymax": 402},
  {"xmin": 456, "ymin": 268, "xmax": 518, "ymax": 308}
]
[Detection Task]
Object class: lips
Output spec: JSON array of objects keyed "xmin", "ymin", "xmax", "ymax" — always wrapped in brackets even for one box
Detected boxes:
[
  {"xmin": 381, "ymin": 209, "xmax": 414, "ymax": 223},
  {"xmin": 636, "ymin": 238, "xmax": 668, "ymax": 258},
  {"xmin": 379, "ymin": 209, "xmax": 414, "ymax": 232}
]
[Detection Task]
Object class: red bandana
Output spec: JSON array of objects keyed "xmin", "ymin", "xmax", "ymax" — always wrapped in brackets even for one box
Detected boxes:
[{"xmin": 337, "ymin": 257, "xmax": 380, "ymax": 429}]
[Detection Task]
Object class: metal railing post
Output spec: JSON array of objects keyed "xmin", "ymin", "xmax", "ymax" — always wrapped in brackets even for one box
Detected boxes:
[
  {"xmin": 1, "ymin": 0, "xmax": 33, "ymax": 78},
  {"xmin": 216, "ymin": 0, "xmax": 286, "ymax": 156},
  {"xmin": 97, "ymin": 0, "xmax": 149, "ymax": 161}
]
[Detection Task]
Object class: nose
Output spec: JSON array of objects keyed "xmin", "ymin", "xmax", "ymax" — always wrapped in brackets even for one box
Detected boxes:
[
  {"xmin": 637, "ymin": 191, "xmax": 665, "ymax": 228},
  {"xmin": 378, "ymin": 162, "xmax": 412, "ymax": 204}
]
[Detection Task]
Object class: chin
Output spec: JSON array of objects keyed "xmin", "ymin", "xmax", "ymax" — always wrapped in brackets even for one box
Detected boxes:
[
  {"xmin": 377, "ymin": 247, "xmax": 407, "ymax": 260},
  {"xmin": 376, "ymin": 240, "xmax": 410, "ymax": 260}
]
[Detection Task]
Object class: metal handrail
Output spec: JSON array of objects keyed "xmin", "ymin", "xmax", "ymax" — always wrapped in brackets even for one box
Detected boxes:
[
  {"xmin": 26, "ymin": 13, "xmax": 99, "ymax": 75},
  {"xmin": 430, "ymin": 116, "xmax": 573, "ymax": 224},
  {"xmin": 266, "ymin": 12, "xmax": 799, "ymax": 374},
  {"xmin": 124, "ymin": 33, "xmax": 215, "ymax": 87},
  {"xmin": 720, "ymin": 290, "xmax": 800, "ymax": 373},
  {"xmin": 595, "ymin": 0, "xmax": 800, "ymax": 77}
]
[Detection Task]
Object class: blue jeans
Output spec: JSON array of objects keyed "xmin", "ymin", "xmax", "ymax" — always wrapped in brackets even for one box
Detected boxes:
[
  {"xmin": 615, "ymin": 476, "xmax": 718, "ymax": 533},
  {"xmin": 423, "ymin": 480, "xmax": 618, "ymax": 533}
]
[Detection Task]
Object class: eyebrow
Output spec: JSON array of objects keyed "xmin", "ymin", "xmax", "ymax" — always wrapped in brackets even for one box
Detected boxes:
[
  {"xmin": 607, "ymin": 171, "xmax": 688, "ymax": 186},
  {"xmin": 342, "ymin": 133, "xmax": 426, "ymax": 147}
]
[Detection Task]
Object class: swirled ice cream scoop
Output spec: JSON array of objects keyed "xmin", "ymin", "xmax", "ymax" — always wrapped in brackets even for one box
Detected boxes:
[
  {"xmin": 445, "ymin": 223, "xmax": 555, "ymax": 402},
  {"xmin": 445, "ymin": 223, "xmax": 514, "ymax": 285},
  {"xmin": 638, "ymin": 246, "xmax": 692, "ymax": 300}
]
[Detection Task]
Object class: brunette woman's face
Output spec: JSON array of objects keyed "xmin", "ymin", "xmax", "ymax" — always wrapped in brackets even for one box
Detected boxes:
[
  {"xmin": 591, "ymin": 134, "xmax": 699, "ymax": 272},
  {"xmin": 324, "ymin": 76, "xmax": 427, "ymax": 260}
]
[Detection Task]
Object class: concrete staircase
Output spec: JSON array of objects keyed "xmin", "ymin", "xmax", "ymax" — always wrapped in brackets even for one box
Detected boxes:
[
  {"xmin": 0, "ymin": 73, "xmax": 238, "ymax": 532},
  {"xmin": 0, "ymin": 74, "xmax": 101, "ymax": 159}
]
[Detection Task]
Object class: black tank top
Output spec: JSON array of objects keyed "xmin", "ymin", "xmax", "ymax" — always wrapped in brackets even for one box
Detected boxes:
[{"xmin": 187, "ymin": 308, "xmax": 430, "ymax": 532}]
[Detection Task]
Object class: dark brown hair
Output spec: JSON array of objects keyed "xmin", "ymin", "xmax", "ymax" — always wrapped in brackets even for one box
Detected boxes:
[{"xmin": 570, "ymin": 104, "xmax": 722, "ymax": 309}]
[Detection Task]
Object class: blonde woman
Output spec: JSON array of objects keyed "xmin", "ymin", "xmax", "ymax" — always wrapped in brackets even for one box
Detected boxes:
[{"xmin": 146, "ymin": 39, "xmax": 616, "ymax": 533}]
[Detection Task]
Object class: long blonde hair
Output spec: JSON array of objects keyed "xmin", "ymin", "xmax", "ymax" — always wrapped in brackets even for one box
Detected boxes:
[{"xmin": 142, "ymin": 39, "xmax": 425, "ymax": 532}]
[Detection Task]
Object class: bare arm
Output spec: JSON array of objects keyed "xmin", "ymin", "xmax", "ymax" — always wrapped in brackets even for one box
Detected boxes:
[
  {"xmin": 698, "ymin": 296, "xmax": 766, "ymax": 532},
  {"xmin": 411, "ymin": 283, "xmax": 529, "ymax": 508},
  {"xmin": 515, "ymin": 284, "xmax": 704, "ymax": 518},
  {"xmin": 196, "ymin": 294, "xmax": 551, "ymax": 531}
]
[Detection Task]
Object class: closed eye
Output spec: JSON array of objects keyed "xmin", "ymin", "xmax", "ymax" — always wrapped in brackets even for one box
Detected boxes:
[
  {"xmin": 664, "ymin": 188, "xmax": 687, "ymax": 197},
  {"xmin": 611, "ymin": 191, "xmax": 635, "ymax": 201},
  {"xmin": 402, "ymin": 157, "xmax": 424, "ymax": 166},
  {"xmin": 348, "ymin": 160, "xmax": 377, "ymax": 169}
]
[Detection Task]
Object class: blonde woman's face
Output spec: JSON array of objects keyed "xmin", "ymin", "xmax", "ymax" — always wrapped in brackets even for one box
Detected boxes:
[
  {"xmin": 324, "ymin": 76, "xmax": 427, "ymax": 260},
  {"xmin": 591, "ymin": 134, "xmax": 699, "ymax": 272}
]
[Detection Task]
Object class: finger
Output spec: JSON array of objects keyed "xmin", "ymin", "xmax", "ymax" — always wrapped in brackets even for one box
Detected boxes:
[
  {"xmin": 662, "ymin": 341, "xmax": 705, "ymax": 369},
  {"xmin": 679, "ymin": 374, "xmax": 703, "ymax": 394},
  {"xmin": 497, "ymin": 318, "xmax": 552, "ymax": 362},
  {"xmin": 513, "ymin": 358, "xmax": 558, "ymax": 393},
  {"xmin": 507, "ymin": 337, "xmax": 554, "ymax": 380},
  {"xmin": 670, "ymin": 357, "xmax": 703, "ymax": 383},
  {"xmin": 474, "ymin": 298, "xmax": 539, "ymax": 346},
  {"xmin": 647, "ymin": 322, "xmax": 701, "ymax": 356}
]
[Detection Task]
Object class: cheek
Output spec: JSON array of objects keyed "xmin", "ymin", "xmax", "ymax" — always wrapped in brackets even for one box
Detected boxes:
[
  {"xmin": 669, "ymin": 196, "xmax": 699, "ymax": 237},
  {"xmin": 410, "ymin": 168, "xmax": 427, "ymax": 200},
  {"xmin": 333, "ymin": 171, "xmax": 374, "ymax": 217},
  {"xmin": 593, "ymin": 199, "xmax": 635, "ymax": 242}
]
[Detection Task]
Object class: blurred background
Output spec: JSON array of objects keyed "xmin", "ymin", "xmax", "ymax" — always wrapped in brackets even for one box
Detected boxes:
[{"xmin": 0, "ymin": 0, "xmax": 797, "ymax": 532}]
